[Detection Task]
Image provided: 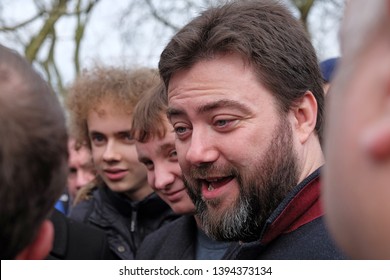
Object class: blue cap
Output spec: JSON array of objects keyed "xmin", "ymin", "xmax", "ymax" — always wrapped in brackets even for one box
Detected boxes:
[{"xmin": 320, "ymin": 57, "xmax": 339, "ymax": 82}]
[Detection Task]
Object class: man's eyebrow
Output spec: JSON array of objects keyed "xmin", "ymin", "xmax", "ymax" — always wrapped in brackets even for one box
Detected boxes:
[
  {"xmin": 88, "ymin": 130, "xmax": 103, "ymax": 138},
  {"xmin": 197, "ymin": 99, "xmax": 252, "ymax": 115},
  {"xmin": 81, "ymin": 160, "xmax": 95, "ymax": 169},
  {"xmin": 167, "ymin": 99, "xmax": 252, "ymax": 120},
  {"xmin": 88, "ymin": 130, "xmax": 132, "ymax": 138},
  {"xmin": 116, "ymin": 130, "xmax": 132, "ymax": 137},
  {"xmin": 160, "ymin": 142, "xmax": 175, "ymax": 153},
  {"xmin": 166, "ymin": 107, "xmax": 184, "ymax": 119}
]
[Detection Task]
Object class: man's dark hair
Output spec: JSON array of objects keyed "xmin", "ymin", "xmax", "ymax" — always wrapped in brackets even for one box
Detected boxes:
[
  {"xmin": 159, "ymin": 0, "xmax": 324, "ymax": 141},
  {"xmin": 0, "ymin": 44, "xmax": 68, "ymax": 259},
  {"xmin": 131, "ymin": 82, "xmax": 168, "ymax": 143}
]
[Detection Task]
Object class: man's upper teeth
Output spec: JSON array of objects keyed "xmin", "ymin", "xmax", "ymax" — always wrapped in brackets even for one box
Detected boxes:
[
  {"xmin": 208, "ymin": 178, "xmax": 219, "ymax": 182},
  {"xmin": 208, "ymin": 184, "xmax": 214, "ymax": 191}
]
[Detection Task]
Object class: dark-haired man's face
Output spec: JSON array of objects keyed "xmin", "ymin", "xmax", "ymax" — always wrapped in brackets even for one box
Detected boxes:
[
  {"xmin": 167, "ymin": 53, "xmax": 300, "ymax": 241},
  {"xmin": 185, "ymin": 118, "xmax": 299, "ymax": 241}
]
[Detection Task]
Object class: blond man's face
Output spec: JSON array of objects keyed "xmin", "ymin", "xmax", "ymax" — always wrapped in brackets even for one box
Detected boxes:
[{"xmin": 87, "ymin": 101, "xmax": 151, "ymax": 201}]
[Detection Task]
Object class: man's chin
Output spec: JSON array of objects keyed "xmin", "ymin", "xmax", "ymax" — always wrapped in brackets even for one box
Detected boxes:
[{"xmin": 203, "ymin": 196, "xmax": 223, "ymax": 208}]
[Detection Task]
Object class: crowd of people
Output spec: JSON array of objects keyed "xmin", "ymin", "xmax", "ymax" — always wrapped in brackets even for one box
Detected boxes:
[{"xmin": 1, "ymin": 0, "xmax": 389, "ymax": 260}]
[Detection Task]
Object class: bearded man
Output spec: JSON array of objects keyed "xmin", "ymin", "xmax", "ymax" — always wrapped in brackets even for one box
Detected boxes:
[{"xmin": 159, "ymin": 0, "xmax": 345, "ymax": 259}]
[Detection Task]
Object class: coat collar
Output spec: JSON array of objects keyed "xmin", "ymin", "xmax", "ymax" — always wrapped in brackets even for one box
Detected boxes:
[{"xmin": 259, "ymin": 167, "xmax": 323, "ymax": 245}]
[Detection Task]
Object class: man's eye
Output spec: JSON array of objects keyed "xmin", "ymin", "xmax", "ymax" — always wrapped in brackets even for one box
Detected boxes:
[
  {"xmin": 69, "ymin": 167, "xmax": 77, "ymax": 174},
  {"xmin": 143, "ymin": 161, "xmax": 154, "ymax": 171},
  {"xmin": 169, "ymin": 150, "xmax": 178, "ymax": 159},
  {"xmin": 120, "ymin": 132, "xmax": 135, "ymax": 143},
  {"xmin": 172, "ymin": 122, "xmax": 192, "ymax": 140},
  {"xmin": 214, "ymin": 118, "xmax": 238, "ymax": 130},
  {"xmin": 91, "ymin": 134, "xmax": 106, "ymax": 145},
  {"xmin": 93, "ymin": 135, "xmax": 103, "ymax": 141},
  {"xmin": 174, "ymin": 126, "xmax": 188, "ymax": 135},
  {"xmin": 215, "ymin": 119, "xmax": 229, "ymax": 127}
]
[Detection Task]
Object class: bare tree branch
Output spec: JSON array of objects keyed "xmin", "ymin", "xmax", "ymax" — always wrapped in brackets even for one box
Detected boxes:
[
  {"xmin": 25, "ymin": 0, "xmax": 68, "ymax": 62},
  {"xmin": 291, "ymin": 0, "xmax": 316, "ymax": 32},
  {"xmin": 74, "ymin": 0, "xmax": 100, "ymax": 75},
  {"xmin": 144, "ymin": 0, "xmax": 181, "ymax": 30},
  {"xmin": 0, "ymin": 10, "xmax": 45, "ymax": 31},
  {"xmin": 39, "ymin": 26, "xmax": 64, "ymax": 96}
]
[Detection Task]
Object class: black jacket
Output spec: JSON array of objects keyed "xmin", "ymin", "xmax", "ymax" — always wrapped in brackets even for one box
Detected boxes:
[
  {"xmin": 223, "ymin": 168, "xmax": 346, "ymax": 259},
  {"xmin": 136, "ymin": 215, "xmax": 196, "ymax": 259},
  {"xmin": 136, "ymin": 215, "xmax": 237, "ymax": 260},
  {"xmin": 69, "ymin": 185, "xmax": 179, "ymax": 259},
  {"xmin": 48, "ymin": 209, "xmax": 115, "ymax": 260}
]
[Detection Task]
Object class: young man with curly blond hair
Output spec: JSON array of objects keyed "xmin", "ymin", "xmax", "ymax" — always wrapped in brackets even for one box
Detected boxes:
[{"xmin": 67, "ymin": 66, "xmax": 178, "ymax": 259}]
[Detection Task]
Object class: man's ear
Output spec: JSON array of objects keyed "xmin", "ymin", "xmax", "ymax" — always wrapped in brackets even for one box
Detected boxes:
[
  {"xmin": 15, "ymin": 219, "xmax": 54, "ymax": 260},
  {"xmin": 361, "ymin": 49, "xmax": 390, "ymax": 161},
  {"xmin": 361, "ymin": 102, "xmax": 390, "ymax": 161},
  {"xmin": 291, "ymin": 91, "xmax": 318, "ymax": 144},
  {"xmin": 362, "ymin": 119, "xmax": 390, "ymax": 161}
]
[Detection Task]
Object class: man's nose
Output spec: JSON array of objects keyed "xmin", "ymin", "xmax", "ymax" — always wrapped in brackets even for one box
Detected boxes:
[{"xmin": 184, "ymin": 128, "xmax": 219, "ymax": 166}]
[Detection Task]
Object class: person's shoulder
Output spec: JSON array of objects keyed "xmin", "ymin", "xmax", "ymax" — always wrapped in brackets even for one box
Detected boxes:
[
  {"xmin": 49, "ymin": 209, "xmax": 116, "ymax": 260},
  {"xmin": 141, "ymin": 216, "xmax": 195, "ymax": 246},
  {"xmin": 147, "ymin": 215, "xmax": 186, "ymax": 240},
  {"xmin": 139, "ymin": 192, "xmax": 182, "ymax": 226},
  {"xmin": 158, "ymin": 215, "xmax": 195, "ymax": 233},
  {"xmin": 73, "ymin": 181, "xmax": 98, "ymax": 205},
  {"xmin": 68, "ymin": 188, "xmax": 98, "ymax": 222},
  {"xmin": 263, "ymin": 217, "xmax": 346, "ymax": 259},
  {"xmin": 65, "ymin": 217, "xmax": 117, "ymax": 259},
  {"xmin": 136, "ymin": 215, "xmax": 196, "ymax": 260}
]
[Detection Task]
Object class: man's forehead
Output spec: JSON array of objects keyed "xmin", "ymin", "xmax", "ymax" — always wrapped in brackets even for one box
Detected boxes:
[{"xmin": 167, "ymin": 98, "xmax": 252, "ymax": 118}]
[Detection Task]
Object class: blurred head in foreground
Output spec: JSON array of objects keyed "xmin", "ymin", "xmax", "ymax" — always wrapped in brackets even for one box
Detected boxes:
[
  {"xmin": 324, "ymin": 0, "xmax": 390, "ymax": 259},
  {"xmin": 0, "ymin": 44, "xmax": 68, "ymax": 259}
]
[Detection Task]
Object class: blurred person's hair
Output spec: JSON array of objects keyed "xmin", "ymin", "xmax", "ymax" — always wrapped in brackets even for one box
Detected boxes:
[
  {"xmin": 0, "ymin": 44, "xmax": 68, "ymax": 259},
  {"xmin": 72, "ymin": 181, "xmax": 98, "ymax": 206}
]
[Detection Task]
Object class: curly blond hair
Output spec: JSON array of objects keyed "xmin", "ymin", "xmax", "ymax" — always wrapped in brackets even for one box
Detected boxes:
[{"xmin": 66, "ymin": 65, "xmax": 159, "ymax": 147}]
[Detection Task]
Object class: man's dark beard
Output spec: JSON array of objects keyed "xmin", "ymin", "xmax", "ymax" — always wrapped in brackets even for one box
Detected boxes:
[{"xmin": 185, "ymin": 119, "xmax": 300, "ymax": 242}]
